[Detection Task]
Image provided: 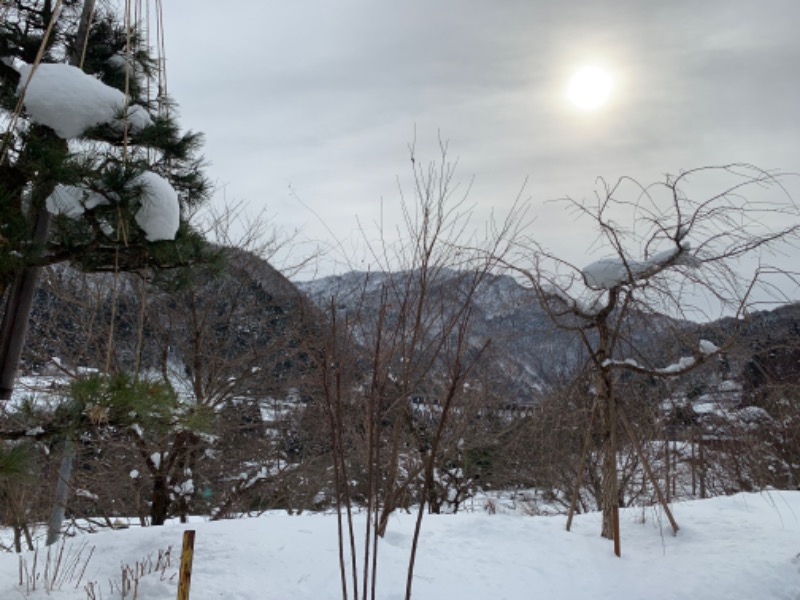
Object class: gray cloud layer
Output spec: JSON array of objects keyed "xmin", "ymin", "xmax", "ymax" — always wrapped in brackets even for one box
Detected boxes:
[{"xmin": 163, "ymin": 0, "xmax": 800, "ymax": 275}]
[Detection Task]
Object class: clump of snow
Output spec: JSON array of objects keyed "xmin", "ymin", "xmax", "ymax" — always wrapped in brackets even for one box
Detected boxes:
[
  {"xmin": 106, "ymin": 53, "xmax": 136, "ymax": 79},
  {"xmin": 75, "ymin": 488, "xmax": 99, "ymax": 501},
  {"xmin": 582, "ymin": 257, "xmax": 634, "ymax": 290},
  {"xmin": 46, "ymin": 185, "xmax": 110, "ymax": 217},
  {"xmin": 150, "ymin": 452, "xmax": 161, "ymax": 470},
  {"xmin": 582, "ymin": 245, "xmax": 699, "ymax": 290},
  {"xmin": 719, "ymin": 380, "xmax": 742, "ymax": 393},
  {"xmin": 699, "ymin": 339, "xmax": 720, "ymax": 355},
  {"xmin": 542, "ymin": 283, "xmax": 607, "ymax": 316},
  {"xmin": 174, "ymin": 479, "xmax": 194, "ymax": 496},
  {"xmin": 17, "ymin": 62, "xmax": 152, "ymax": 139},
  {"xmin": 738, "ymin": 405, "xmax": 772, "ymax": 423},
  {"xmin": 657, "ymin": 355, "xmax": 696, "ymax": 374},
  {"xmin": 601, "ymin": 358, "xmax": 641, "ymax": 369},
  {"xmin": 129, "ymin": 469, "xmax": 140, "ymax": 479},
  {"xmin": 133, "ymin": 171, "xmax": 180, "ymax": 241},
  {"xmin": 47, "ymin": 173, "xmax": 180, "ymax": 242}
]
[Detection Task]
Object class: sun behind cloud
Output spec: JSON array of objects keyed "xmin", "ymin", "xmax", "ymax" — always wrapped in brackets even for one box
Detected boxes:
[{"xmin": 566, "ymin": 65, "xmax": 613, "ymax": 111}]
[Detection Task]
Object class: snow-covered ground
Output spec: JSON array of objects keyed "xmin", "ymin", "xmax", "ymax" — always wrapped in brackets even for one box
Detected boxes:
[{"xmin": 2, "ymin": 491, "xmax": 799, "ymax": 599}]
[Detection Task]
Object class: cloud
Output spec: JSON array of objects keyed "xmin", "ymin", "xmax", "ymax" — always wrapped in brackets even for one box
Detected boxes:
[{"xmin": 162, "ymin": 0, "xmax": 800, "ymax": 277}]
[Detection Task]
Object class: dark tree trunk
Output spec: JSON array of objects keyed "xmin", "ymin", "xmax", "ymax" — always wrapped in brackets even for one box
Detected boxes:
[{"xmin": 151, "ymin": 473, "xmax": 170, "ymax": 526}]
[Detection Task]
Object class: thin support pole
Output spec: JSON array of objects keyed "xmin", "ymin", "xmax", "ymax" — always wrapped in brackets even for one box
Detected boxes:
[
  {"xmin": 566, "ymin": 398, "xmax": 599, "ymax": 532},
  {"xmin": 619, "ymin": 410, "xmax": 679, "ymax": 535}
]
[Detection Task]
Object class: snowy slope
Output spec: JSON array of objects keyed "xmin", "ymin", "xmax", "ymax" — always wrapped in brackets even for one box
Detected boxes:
[{"xmin": 2, "ymin": 491, "xmax": 799, "ymax": 599}]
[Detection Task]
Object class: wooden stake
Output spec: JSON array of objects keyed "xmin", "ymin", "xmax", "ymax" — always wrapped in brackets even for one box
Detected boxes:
[{"xmin": 176, "ymin": 530, "xmax": 195, "ymax": 600}]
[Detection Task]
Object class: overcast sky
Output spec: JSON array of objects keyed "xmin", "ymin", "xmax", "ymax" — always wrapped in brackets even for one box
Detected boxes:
[{"xmin": 162, "ymin": 1, "xmax": 800, "ymax": 280}]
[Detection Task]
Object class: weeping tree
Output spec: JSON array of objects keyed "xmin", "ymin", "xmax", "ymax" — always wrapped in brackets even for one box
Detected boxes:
[
  {"xmin": 0, "ymin": 0, "xmax": 209, "ymax": 544},
  {"xmin": 500, "ymin": 165, "xmax": 800, "ymax": 556}
]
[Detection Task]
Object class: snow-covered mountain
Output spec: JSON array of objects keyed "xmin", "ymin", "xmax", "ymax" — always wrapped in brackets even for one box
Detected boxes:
[
  {"xmin": 296, "ymin": 269, "xmax": 585, "ymax": 402},
  {"xmin": 20, "ymin": 253, "xmax": 800, "ymax": 407}
]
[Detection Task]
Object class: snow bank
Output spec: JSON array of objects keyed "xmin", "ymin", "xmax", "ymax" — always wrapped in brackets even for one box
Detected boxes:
[
  {"xmin": 17, "ymin": 63, "xmax": 152, "ymax": 139},
  {"xmin": 0, "ymin": 491, "xmax": 797, "ymax": 600}
]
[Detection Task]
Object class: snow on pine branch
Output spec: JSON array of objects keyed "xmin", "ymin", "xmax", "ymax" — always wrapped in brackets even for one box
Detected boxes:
[
  {"xmin": 132, "ymin": 171, "xmax": 180, "ymax": 241},
  {"xmin": 17, "ymin": 62, "xmax": 152, "ymax": 139},
  {"xmin": 46, "ymin": 171, "xmax": 180, "ymax": 241},
  {"xmin": 46, "ymin": 185, "xmax": 110, "ymax": 218}
]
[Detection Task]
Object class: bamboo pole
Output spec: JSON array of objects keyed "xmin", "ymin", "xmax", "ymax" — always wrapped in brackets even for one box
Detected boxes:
[{"xmin": 176, "ymin": 530, "xmax": 195, "ymax": 600}]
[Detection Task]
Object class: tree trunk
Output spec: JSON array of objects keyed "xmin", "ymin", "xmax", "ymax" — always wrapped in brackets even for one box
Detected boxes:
[
  {"xmin": 599, "ymin": 373, "xmax": 618, "ymax": 540},
  {"xmin": 0, "ymin": 209, "xmax": 50, "ymax": 400},
  {"xmin": 68, "ymin": 0, "xmax": 96, "ymax": 68},
  {"xmin": 45, "ymin": 438, "xmax": 74, "ymax": 545},
  {"xmin": 151, "ymin": 473, "xmax": 169, "ymax": 525}
]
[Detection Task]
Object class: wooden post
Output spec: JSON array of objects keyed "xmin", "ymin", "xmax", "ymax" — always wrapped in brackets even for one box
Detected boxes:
[{"xmin": 177, "ymin": 530, "xmax": 195, "ymax": 600}]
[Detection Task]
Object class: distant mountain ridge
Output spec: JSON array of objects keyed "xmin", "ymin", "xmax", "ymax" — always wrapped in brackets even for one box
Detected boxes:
[
  {"xmin": 297, "ymin": 269, "xmax": 587, "ymax": 402},
  {"xmin": 14, "ymin": 251, "xmax": 799, "ymax": 406},
  {"xmin": 296, "ymin": 268, "xmax": 800, "ymax": 403}
]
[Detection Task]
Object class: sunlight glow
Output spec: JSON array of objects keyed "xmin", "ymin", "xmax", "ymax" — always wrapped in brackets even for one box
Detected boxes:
[{"xmin": 566, "ymin": 66, "xmax": 613, "ymax": 111}]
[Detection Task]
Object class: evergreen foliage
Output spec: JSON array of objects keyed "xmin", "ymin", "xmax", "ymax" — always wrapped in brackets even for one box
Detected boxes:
[
  {"xmin": 0, "ymin": 1, "xmax": 211, "ymax": 296},
  {"xmin": 0, "ymin": 443, "xmax": 31, "ymax": 479}
]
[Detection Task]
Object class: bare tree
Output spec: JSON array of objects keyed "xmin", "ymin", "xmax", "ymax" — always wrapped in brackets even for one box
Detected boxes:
[
  {"xmin": 499, "ymin": 164, "xmax": 800, "ymax": 555},
  {"xmin": 310, "ymin": 140, "xmax": 524, "ymax": 600}
]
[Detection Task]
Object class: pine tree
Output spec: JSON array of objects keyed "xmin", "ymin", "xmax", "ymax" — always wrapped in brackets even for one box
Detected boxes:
[{"xmin": 0, "ymin": 0, "xmax": 210, "ymax": 399}]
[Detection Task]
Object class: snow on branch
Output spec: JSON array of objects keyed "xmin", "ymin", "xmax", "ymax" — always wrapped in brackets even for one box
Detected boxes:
[
  {"xmin": 602, "ymin": 340, "xmax": 720, "ymax": 376},
  {"xmin": 656, "ymin": 355, "xmax": 696, "ymax": 374},
  {"xmin": 133, "ymin": 171, "xmax": 180, "ymax": 241},
  {"xmin": 17, "ymin": 62, "xmax": 152, "ymax": 139},
  {"xmin": 581, "ymin": 245, "xmax": 699, "ymax": 290},
  {"xmin": 698, "ymin": 339, "xmax": 719, "ymax": 355},
  {"xmin": 46, "ymin": 171, "xmax": 180, "ymax": 241},
  {"xmin": 46, "ymin": 185, "xmax": 110, "ymax": 217}
]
